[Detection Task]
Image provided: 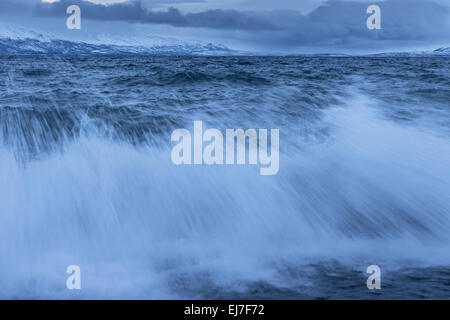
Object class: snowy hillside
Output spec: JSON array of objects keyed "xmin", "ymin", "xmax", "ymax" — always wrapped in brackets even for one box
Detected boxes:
[
  {"xmin": 367, "ymin": 47, "xmax": 450, "ymax": 57},
  {"xmin": 1, "ymin": 25, "xmax": 448, "ymax": 57},
  {"xmin": 0, "ymin": 25, "xmax": 238, "ymax": 56},
  {"xmin": 432, "ymin": 47, "xmax": 450, "ymax": 56}
]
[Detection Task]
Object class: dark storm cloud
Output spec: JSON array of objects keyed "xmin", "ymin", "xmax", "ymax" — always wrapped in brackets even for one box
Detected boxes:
[
  {"xmin": 30, "ymin": 0, "xmax": 449, "ymax": 42},
  {"xmin": 1, "ymin": 0, "xmax": 449, "ymax": 51},
  {"xmin": 240, "ymin": 0, "xmax": 450, "ymax": 48},
  {"xmin": 304, "ymin": 0, "xmax": 449, "ymax": 41},
  {"xmin": 32, "ymin": 0, "xmax": 278, "ymax": 30}
]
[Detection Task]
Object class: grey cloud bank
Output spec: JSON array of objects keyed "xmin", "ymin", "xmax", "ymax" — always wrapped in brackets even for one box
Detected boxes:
[
  {"xmin": 34, "ymin": 0, "xmax": 278, "ymax": 30},
  {"xmin": 0, "ymin": 0, "xmax": 449, "ymax": 53}
]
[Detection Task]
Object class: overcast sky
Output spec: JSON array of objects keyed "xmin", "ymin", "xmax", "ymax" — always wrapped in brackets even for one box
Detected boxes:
[{"xmin": 0, "ymin": 0, "xmax": 449, "ymax": 53}]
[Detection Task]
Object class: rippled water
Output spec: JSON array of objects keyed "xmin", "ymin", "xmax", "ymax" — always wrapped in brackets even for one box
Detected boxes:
[{"xmin": 0, "ymin": 56, "xmax": 449, "ymax": 299}]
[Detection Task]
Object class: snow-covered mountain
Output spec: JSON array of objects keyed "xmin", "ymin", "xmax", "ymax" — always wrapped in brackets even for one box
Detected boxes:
[
  {"xmin": 431, "ymin": 47, "xmax": 450, "ymax": 56},
  {"xmin": 1, "ymin": 25, "xmax": 449, "ymax": 57},
  {"xmin": 367, "ymin": 47, "xmax": 450, "ymax": 57},
  {"xmin": 0, "ymin": 25, "xmax": 238, "ymax": 56}
]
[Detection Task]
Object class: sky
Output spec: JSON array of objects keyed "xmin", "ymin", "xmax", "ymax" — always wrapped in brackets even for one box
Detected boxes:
[{"xmin": 0, "ymin": 0, "xmax": 449, "ymax": 54}]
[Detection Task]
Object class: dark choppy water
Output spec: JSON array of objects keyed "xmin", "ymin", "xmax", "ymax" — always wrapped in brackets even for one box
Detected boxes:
[{"xmin": 0, "ymin": 56, "xmax": 449, "ymax": 299}]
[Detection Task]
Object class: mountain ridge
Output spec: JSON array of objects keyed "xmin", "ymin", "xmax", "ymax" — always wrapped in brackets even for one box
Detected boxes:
[
  {"xmin": 366, "ymin": 47, "xmax": 450, "ymax": 57},
  {"xmin": 0, "ymin": 25, "xmax": 448, "ymax": 57},
  {"xmin": 0, "ymin": 25, "xmax": 239, "ymax": 56}
]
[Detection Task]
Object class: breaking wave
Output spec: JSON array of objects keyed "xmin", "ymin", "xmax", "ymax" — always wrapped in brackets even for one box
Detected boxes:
[{"xmin": 0, "ymin": 56, "xmax": 449, "ymax": 299}]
